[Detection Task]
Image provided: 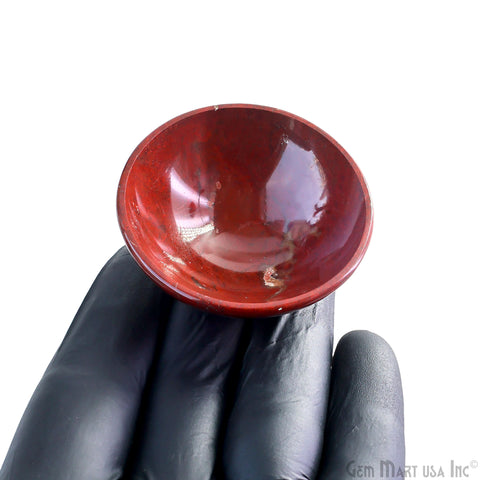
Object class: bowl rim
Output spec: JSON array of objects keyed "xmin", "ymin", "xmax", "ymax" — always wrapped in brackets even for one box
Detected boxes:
[{"xmin": 117, "ymin": 103, "xmax": 373, "ymax": 317}]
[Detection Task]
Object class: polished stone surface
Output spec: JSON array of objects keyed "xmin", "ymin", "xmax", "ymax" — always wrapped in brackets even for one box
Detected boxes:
[{"xmin": 117, "ymin": 104, "xmax": 372, "ymax": 317}]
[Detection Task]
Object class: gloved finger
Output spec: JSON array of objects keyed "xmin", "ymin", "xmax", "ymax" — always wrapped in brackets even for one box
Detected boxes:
[
  {"xmin": 0, "ymin": 247, "xmax": 172, "ymax": 480},
  {"xmin": 318, "ymin": 330, "xmax": 405, "ymax": 479},
  {"xmin": 123, "ymin": 301, "xmax": 247, "ymax": 480},
  {"xmin": 223, "ymin": 294, "xmax": 334, "ymax": 480}
]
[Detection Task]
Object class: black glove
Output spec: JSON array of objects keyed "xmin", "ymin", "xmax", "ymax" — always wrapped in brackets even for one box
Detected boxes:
[{"xmin": 0, "ymin": 248, "xmax": 405, "ymax": 480}]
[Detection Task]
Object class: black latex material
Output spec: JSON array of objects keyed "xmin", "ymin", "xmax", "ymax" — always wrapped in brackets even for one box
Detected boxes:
[{"xmin": 0, "ymin": 248, "xmax": 405, "ymax": 479}]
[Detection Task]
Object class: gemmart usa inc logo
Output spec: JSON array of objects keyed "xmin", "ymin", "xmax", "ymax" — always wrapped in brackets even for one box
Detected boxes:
[{"xmin": 346, "ymin": 459, "xmax": 478, "ymax": 478}]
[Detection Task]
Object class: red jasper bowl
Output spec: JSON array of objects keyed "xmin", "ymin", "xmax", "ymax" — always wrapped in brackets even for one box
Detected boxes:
[{"xmin": 117, "ymin": 104, "xmax": 372, "ymax": 317}]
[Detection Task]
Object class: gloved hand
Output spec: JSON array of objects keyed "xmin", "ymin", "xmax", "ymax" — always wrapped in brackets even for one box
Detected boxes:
[{"xmin": 0, "ymin": 248, "xmax": 405, "ymax": 480}]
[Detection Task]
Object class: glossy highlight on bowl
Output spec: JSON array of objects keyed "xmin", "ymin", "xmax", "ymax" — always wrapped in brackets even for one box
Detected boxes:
[{"xmin": 117, "ymin": 104, "xmax": 373, "ymax": 317}]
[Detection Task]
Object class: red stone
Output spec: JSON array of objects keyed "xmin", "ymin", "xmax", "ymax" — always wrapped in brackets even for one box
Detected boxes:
[{"xmin": 117, "ymin": 104, "xmax": 373, "ymax": 317}]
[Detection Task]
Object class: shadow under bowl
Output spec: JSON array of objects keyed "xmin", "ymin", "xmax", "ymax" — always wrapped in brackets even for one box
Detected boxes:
[{"xmin": 117, "ymin": 104, "xmax": 372, "ymax": 317}]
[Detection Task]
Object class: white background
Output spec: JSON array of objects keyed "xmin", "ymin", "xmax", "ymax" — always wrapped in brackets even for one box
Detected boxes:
[{"xmin": 1, "ymin": 0, "xmax": 479, "ymax": 474}]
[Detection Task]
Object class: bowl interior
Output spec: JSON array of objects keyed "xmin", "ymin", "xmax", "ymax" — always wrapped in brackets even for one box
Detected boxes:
[{"xmin": 118, "ymin": 105, "xmax": 371, "ymax": 316}]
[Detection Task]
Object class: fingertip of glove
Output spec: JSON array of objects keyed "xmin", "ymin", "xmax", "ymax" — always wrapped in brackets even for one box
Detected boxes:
[
  {"xmin": 334, "ymin": 330, "xmax": 401, "ymax": 380},
  {"xmin": 330, "ymin": 329, "xmax": 405, "ymax": 443}
]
